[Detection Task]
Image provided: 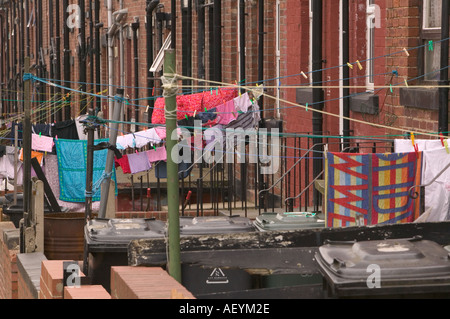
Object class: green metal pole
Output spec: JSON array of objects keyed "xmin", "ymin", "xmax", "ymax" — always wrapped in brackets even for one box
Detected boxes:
[{"xmin": 164, "ymin": 49, "xmax": 181, "ymax": 283}]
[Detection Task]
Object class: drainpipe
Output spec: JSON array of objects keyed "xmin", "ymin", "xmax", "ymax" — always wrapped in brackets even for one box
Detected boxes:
[
  {"xmin": 146, "ymin": 0, "xmax": 159, "ymax": 122},
  {"xmin": 239, "ymin": 0, "xmax": 245, "ymax": 88},
  {"xmin": 63, "ymin": 0, "xmax": 71, "ymax": 120},
  {"xmin": 119, "ymin": 0, "xmax": 124, "ymax": 89},
  {"xmin": 89, "ymin": 0, "xmax": 94, "ymax": 96},
  {"xmin": 55, "ymin": 0, "xmax": 62, "ymax": 121},
  {"xmin": 132, "ymin": 19, "xmax": 140, "ymax": 132},
  {"xmin": 181, "ymin": 0, "xmax": 192, "ymax": 89},
  {"xmin": 171, "ymin": 0, "xmax": 176, "ymax": 49},
  {"xmin": 79, "ymin": 0, "xmax": 87, "ymax": 114},
  {"xmin": 213, "ymin": 0, "xmax": 221, "ymax": 82},
  {"xmin": 107, "ymin": 0, "xmax": 114, "ymax": 121},
  {"xmin": 94, "ymin": 0, "xmax": 101, "ymax": 115},
  {"xmin": 257, "ymin": 0, "xmax": 263, "ymax": 107},
  {"xmin": 197, "ymin": 0, "xmax": 205, "ymax": 84},
  {"xmin": 342, "ymin": 0, "xmax": 350, "ymax": 149},
  {"xmin": 5, "ymin": 6, "xmax": 9, "ymax": 116},
  {"xmin": 49, "ymin": 0, "xmax": 55, "ymax": 122},
  {"xmin": 312, "ymin": 0, "xmax": 323, "ymax": 208},
  {"xmin": 439, "ymin": 0, "xmax": 449, "ymax": 135}
]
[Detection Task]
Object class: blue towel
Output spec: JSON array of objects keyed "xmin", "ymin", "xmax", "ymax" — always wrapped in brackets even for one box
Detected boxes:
[{"xmin": 55, "ymin": 138, "xmax": 117, "ymax": 202}]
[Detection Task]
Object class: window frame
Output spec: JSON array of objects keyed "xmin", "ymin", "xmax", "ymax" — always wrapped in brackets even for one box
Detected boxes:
[{"xmin": 419, "ymin": 0, "xmax": 442, "ymax": 83}]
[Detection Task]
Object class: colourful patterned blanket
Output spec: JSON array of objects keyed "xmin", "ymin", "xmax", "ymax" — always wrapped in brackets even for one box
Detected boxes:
[{"xmin": 325, "ymin": 152, "xmax": 422, "ymax": 227}]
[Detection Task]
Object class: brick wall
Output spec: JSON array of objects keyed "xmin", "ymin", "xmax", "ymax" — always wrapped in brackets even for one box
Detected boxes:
[
  {"xmin": 64, "ymin": 285, "xmax": 111, "ymax": 299},
  {"xmin": 0, "ymin": 222, "xmax": 19, "ymax": 299},
  {"xmin": 110, "ymin": 266, "xmax": 195, "ymax": 299},
  {"xmin": 39, "ymin": 260, "xmax": 85, "ymax": 299},
  {"xmin": 17, "ymin": 252, "xmax": 48, "ymax": 299}
]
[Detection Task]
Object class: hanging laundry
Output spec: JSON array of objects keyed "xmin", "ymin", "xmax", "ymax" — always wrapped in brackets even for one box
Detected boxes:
[
  {"xmin": 154, "ymin": 126, "xmax": 167, "ymax": 140},
  {"xmin": 127, "ymin": 152, "xmax": 152, "ymax": 174},
  {"xmin": 233, "ymin": 92, "xmax": 253, "ymax": 113},
  {"xmin": 197, "ymin": 107, "xmax": 218, "ymax": 124},
  {"xmin": 134, "ymin": 128, "xmax": 162, "ymax": 148},
  {"xmin": 151, "ymin": 89, "xmax": 237, "ymax": 124},
  {"xmin": 75, "ymin": 114, "xmax": 99, "ymax": 140},
  {"xmin": 19, "ymin": 149, "xmax": 44, "ymax": 165},
  {"xmin": 154, "ymin": 127, "xmax": 183, "ymax": 140},
  {"xmin": 0, "ymin": 146, "xmax": 23, "ymax": 183},
  {"xmin": 51, "ymin": 119, "xmax": 79, "ymax": 140},
  {"xmin": 32, "ymin": 123, "xmax": 52, "ymax": 137},
  {"xmin": 32, "ymin": 133, "xmax": 54, "ymax": 153},
  {"xmin": 216, "ymin": 99, "xmax": 238, "ymax": 125},
  {"xmin": 116, "ymin": 134, "xmax": 137, "ymax": 150},
  {"xmin": 325, "ymin": 151, "xmax": 422, "ymax": 227},
  {"xmin": 394, "ymin": 138, "xmax": 445, "ymax": 153},
  {"xmin": 55, "ymin": 138, "xmax": 117, "ymax": 203},
  {"xmin": 45, "ymin": 154, "xmax": 102, "ymax": 211},
  {"xmin": 422, "ymin": 147, "xmax": 450, "ymax": 222},
  {"xmin": 115, "ymin": 154, "xmax": 132, "ymax": 174},
  {"xmin": 146, "ymin": 147, "xmax": 167, "ymax": 163}
]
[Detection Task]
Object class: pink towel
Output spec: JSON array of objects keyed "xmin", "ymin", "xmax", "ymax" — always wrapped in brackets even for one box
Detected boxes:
[
  {"xmin": 146, "ymin": 147, "xmax": 167, "ymax": 163},
  {"xmin": 216, "ymin": 100, "xmax": 237, "ymax": 125},
  {"xmin": 32, "ymin": 133, "xmax": 54, "ymax": 153}
]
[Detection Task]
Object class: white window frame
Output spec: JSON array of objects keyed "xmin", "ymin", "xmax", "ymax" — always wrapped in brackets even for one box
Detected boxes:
[
  {"xmin": 421, "ymin": 0, "xmax": 442, "ymax": 81},
  {"xmin": 423, "ymin": 0, "xmax": 442, "ymax": 31},
  {"xmin": 366, "ymin": 0, "xmax": 377, "ymax": 90}
]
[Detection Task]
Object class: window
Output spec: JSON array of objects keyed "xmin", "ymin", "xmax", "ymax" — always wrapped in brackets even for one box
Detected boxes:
[
  {"xmin": 366, "ymin": 0, "xmax": 377, "ymax": 88},
  {"xmin": 421, "ymin": 0, "xmax": 442, "ymax": 81}
]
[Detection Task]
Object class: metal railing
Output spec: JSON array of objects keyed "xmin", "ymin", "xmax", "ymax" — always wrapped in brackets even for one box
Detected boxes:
[{"xmin": 147, "ymin": 131, "xmax": 395, "ymax": 218}]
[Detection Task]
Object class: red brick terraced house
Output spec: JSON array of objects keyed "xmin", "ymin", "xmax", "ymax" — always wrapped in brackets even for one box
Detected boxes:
[{"xmin": 0, "ymin": 0, "xmax": 448, "ymax": 212}]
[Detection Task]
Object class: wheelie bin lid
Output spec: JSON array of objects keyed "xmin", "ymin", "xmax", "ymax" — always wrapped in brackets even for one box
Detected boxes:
[
  {"xmin": 254, "ymin": 212, "xmax": 325, "ymax": 231},
  {"xmin": 85, "ymin": 218, "xmax": 166, "ymax": 246},
  {"xmin": 315, "ymin": 236, "xmax": 450, "ymax": 297},
  {"xmin": 177, "ymin": 216, "xmax": 256, "ymax": 235}
]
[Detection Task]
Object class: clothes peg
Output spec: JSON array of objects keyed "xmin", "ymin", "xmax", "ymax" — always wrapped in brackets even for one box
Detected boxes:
[
  {"xmin": 390, "ymin": 84, "xmax": 393, "ymax": 93},
  {"xmin": 356, "ymin": 60, "xmax": 363, "ymax": 70},
  {"xmin": 444, "ymin": 140, "xmax": 449, "ymax": 154},
  {"xmin": 301, "ymin": 71, "xmax": 308, "ymax": 79},
  {"xmin": 440, "ymin": 133, "xmax": 445, "ymax": 147},
  {"xmin": 305, "ymin": 103, "xmax": 308, "ymax": 112},
  {"xmin": 428, "ymin": 40, "xmax": 434, "ymax": 51},
  {"xmin": 403, "ymin": 48, "xmax": 410, "ymax": 57},
  {"xmin": 410, "ymin": 132, "xmax": 415, "ymax": 146},
  {"xmin": 347, "ymin": 62, "xmax": 354, "ymax": 69},
  {"xmin": 152, "ymin": 87, "xmax": 155, "ymax": 96},
  {"xmin": 414, "ymin": 143, "xmax": 419, "ymax": 156},
  {"xmin": 404, "ymin": 79, "xmax": 409, "ymax": 87}
]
